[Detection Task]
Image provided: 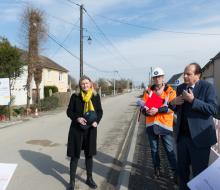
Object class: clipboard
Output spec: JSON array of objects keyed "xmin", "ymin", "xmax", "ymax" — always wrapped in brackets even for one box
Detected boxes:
[{"xmin": 145, "ymin": 91, "xmax": 163, "ymax": 109}]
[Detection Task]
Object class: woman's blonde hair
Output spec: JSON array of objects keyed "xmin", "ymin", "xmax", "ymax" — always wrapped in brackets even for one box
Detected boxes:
[
  {"xmin": 77, "ymin": 75, "xmax": 97, "ymax": 95},
  {"xmin": 79, "ymin": 75, "xmax": 92, "ymax": 89}
]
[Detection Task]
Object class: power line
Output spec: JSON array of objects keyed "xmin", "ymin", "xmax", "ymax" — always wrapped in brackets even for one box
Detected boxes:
[
  {"xmin": 47, "ymin": 32, "xmax": 116, "ymax": 73},
  {"xmin": 47, "ymin": 32, "xmax": 80, "ymax": 60},
  {"xmin": 51, "ymin": 18, "xmax": 80, "ymax": 56},
  {"xmin": 66, "ymin": 0, "xmax": 80, "ymax": 7},
  {"xmin": 47, "ymin": 13, "xmax": 80, "ymax": 28},
  {"xmin": 96, "ymin": 14, "xmax": 220, "ymax": 36},
  {"xmin": 84, "ymin": 9, "xmax": 138, "ymax": 69}
]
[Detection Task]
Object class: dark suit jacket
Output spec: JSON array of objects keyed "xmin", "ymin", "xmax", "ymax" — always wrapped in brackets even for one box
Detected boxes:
[{"xmin": 175, "ymin": 80, "xmax": 218, "ymax": 148}]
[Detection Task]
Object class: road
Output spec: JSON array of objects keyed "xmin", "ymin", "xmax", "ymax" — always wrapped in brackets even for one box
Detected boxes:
[{"xmin": 0, "ymin": 91, "xmax": 140, "ymax": 190}]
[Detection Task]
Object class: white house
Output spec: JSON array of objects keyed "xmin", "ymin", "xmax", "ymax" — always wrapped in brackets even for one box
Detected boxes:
[{"xmin": 12, "ymin": 53, "xmax": 69, "ymax": 106}]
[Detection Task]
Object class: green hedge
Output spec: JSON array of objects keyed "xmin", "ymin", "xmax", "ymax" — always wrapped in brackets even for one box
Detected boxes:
[
  {"xmin": 40, "ymin": 95, "xmax": 59, "ymax": 111},
  {"xmin": 44, "ymin": 86, "xmax": 58, "ymax": 98}
]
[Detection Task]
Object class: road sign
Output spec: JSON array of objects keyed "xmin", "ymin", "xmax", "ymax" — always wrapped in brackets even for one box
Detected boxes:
[
  {"xmin": 0, "ymin": 78, "xmax": 10, "ymax": 105},
  {"xmin": 174, "ymin": 79, "xmax": 180, "ymax": 84}
]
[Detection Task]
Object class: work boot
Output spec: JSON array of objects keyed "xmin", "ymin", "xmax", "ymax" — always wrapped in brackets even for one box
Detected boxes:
[
  {"xmin": 154, "ymin": 167, "xmax": 160, "ymax": 179},
  {"xmin": 86, "ymin": 177, "xmax": 97, "ymax": 189}
]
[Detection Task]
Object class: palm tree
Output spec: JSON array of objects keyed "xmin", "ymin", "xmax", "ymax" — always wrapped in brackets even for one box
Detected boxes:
[{"xmin": 22, "ymin": 7, "xmax": 46, "ymax": 110}]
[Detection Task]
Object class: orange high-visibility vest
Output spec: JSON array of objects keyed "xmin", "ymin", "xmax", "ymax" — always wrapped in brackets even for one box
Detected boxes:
[{"xmin": 142, "ymin": 85, "xmax": 176, "ymax": 131}]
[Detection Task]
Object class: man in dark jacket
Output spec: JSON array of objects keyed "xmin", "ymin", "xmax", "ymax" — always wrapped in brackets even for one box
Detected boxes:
[{"xmin": 169, "ymin": 63, "xmax": 218, "ymax": 190}]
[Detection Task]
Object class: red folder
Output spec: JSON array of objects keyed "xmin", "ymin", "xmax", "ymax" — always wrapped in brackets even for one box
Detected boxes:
[{"xmin": 145, "ymin": 91, "xmax": 163, "ymax": 109}]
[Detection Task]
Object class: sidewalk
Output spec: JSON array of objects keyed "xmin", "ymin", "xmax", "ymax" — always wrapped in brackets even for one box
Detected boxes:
[
  {"xmin": 117, "ymin": 113, "xmax": 178, "ymax": 190},
  {"xmin": 0, "ymin": 107, "xmax": 66, "ymax": 129}
]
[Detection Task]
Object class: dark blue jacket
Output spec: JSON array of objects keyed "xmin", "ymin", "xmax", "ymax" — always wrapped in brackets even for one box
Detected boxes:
[{"xmin": 175, "ymin": 80, "xmax": 218, "ymax": 148}]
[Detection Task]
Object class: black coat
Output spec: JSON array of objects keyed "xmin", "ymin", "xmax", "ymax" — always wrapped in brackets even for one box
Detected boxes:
[{"xmin": 66, "ymin": 92, "xmax": 103, "ymax": 158}]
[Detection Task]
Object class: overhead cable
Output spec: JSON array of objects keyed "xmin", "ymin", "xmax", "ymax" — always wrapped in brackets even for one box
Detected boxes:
[{"xmin": 96, "ymin": 14, "xmax": 220, "ymax": 36}]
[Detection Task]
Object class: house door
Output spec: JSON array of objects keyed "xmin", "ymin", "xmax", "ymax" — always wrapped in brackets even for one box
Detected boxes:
[{"xmin": 32, "ymin": 89, "xmax": 37, "ymax": 104}]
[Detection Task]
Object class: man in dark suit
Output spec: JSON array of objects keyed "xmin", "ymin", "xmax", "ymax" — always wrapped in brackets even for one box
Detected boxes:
[{"xmin": 169, "ymin": 63, "xmax": 218, "ymax": 190}]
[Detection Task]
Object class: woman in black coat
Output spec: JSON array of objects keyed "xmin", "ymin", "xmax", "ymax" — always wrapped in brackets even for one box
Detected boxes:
[{"xmin": 67, "ymin": 75, "xmax": 103, "ymax": 190}]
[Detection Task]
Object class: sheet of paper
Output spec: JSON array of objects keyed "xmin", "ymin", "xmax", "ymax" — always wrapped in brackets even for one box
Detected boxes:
[
  {"xmin": 0, "ymin": 163, "xmax": 17, "ymax": 190},
  {"xmin": 187, "ymin": 157, "xmax": 220, "ymax": 190}
]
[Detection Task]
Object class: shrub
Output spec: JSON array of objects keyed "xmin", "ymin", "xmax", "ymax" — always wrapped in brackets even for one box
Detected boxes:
[
  {"xmin": 40, "ymin": 95, "xmax": 59, "ymax": 111},
  {"xmin": 44, "ymin": 86, "xmax": 58, "ymax": 98}
]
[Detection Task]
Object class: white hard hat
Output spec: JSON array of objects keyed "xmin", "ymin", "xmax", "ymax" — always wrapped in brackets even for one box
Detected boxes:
[{"xmin": 152, "ymin": 67, "xmax": 165, "ymax": 77}]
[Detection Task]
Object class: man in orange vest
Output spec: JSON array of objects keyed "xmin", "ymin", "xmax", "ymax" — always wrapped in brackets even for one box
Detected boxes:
[{"xmin": 142, "ymin": 67, "xmax": 177, "ymax": 181}]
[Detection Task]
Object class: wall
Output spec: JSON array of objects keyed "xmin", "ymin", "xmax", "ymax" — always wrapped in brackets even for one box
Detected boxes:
[{"xmin": 43, "ymin": 69, "xmax": 69, "ymax": 92}]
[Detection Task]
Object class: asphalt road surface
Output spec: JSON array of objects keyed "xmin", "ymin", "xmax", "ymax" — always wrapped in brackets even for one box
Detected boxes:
[{"xmin": 0, "ymin": 91, "xmax": 140, "ymax": 190}]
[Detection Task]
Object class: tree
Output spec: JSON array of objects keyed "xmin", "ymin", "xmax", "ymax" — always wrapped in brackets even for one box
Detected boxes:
[
  {"xmin": 21, "ymin": 7, "xmax": 46, "ymax": 109},
  {"xmin": 0, "ymin": 37, "xmax": 24, "ymax": 89}
]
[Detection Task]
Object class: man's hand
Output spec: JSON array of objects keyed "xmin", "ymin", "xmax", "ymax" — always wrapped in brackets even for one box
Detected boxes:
[
  {"xmin": 171, "ymin": 95, "xmax": 184, "ymax": 106},
  {"xmin": 147, "ymin": 107, "xmax": 158, "ymax": 116},
  {"xmin": 182, "ymin": 89, "xmax": 194, "ymax": 103}
]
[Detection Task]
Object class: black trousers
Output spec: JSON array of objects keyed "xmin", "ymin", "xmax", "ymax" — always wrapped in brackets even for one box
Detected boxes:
[
  {"xmin": 70, "ymin": 155, "xmax": 93, "ymax": 183},
  {"xmin": 177, "ymin": 135, "xmax": 210, "ymax": 190}
]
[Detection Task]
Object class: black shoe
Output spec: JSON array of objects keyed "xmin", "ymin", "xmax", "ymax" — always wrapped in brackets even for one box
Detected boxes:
[
  {"xmin": 68, "ymin": 183, "xmax": 74, "ymax": 190},
  {"xmin": 154, "ymin": 167, "xmax": 160, "ymax": 179},
  {"xmin": 86, "ymin": 177, "xmax": 97, "ymax": 189},
  {"xmin": 169, "ymin": 172, "xmax": 178, "ymax": 184},
  {"xmin": 68, "ymin": 180, "xmax": 75, "ymax": 190}
]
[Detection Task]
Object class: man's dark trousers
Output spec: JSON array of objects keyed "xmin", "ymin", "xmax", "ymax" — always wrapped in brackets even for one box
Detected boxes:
[{"xmin": 177, "ymin": 135, "xmax": 210, "ymax": 190}]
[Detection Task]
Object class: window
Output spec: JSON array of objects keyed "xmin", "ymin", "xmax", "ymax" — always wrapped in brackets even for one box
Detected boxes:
[
  {"xmin": 59, "ymin": 72, "xmax": 63, "ymax": 81},
  {"xmin": 48, "ymin": 69, "xmax": 51, "ymax": 80}
]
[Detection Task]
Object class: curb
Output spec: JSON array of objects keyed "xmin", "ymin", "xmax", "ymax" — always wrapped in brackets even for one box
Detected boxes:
[
  {"xmin": 0, "ymin": 120, "xmax": 25, "ymax": 129},
  {"xmin": 116, "ymin": 109, "xmax": 140, "ymax": 190}
]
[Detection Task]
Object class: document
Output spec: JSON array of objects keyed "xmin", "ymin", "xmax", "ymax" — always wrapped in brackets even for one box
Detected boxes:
[
  {"xmin": 0, "ymin": 163, "xmax": 17, "ymax": 190},
  {"xmin": 187, "ymin": 157, "xmax": 220, "ymax": 190},
  {"xmin": 145, "ymin": 91, "xmax": 163, "ymax": 109}
]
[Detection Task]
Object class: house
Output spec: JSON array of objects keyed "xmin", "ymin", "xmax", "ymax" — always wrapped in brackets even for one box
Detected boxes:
[
  {"xmin": 166, "ymin": 72, "xmax": 184, "ymax": 89},
  {"xmin": 202, "ymin": 52, "xmax": 220, "ymax": 104},
  {"xmin": 12, "ymin": 52, "xmax": 69, "ymax": 105}
]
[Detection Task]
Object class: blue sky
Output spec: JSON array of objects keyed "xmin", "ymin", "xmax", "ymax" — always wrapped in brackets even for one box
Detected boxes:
[{"xmin": 1, "ymin": 0, "xmax": 220, "ymax": 85}]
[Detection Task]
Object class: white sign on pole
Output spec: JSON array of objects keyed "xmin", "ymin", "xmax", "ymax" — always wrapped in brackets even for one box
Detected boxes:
[
  {"xmin": 0, "ymin": 163, "xmax": 17, "ymax": 190},
  {"xmin": 0, "ymin": 78, "xmax": 10, "ymax": 105}
]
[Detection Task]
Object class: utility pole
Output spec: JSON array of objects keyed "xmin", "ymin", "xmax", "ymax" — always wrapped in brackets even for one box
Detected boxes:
[
  {"xmin": 80, "ymin": 4, "xmax": 83, "ymax": 78},
  {"xmin": 113, "ymin": 70, "xmax": 118, "ymax": 95},
  {"xmin": 150, "ymin": 67, "xmax": 153, "ymax": 85}
]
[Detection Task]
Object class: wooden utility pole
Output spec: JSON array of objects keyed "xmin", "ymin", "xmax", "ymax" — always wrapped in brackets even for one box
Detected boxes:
[{"xmin": 80, "ymin": 4, "xmax": 83, "ymax": 78}]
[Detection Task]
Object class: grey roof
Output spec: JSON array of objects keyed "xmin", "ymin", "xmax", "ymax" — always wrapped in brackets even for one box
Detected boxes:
[
  {"xmin": 202, "ymin": 52, "xmax": 220, "ymax": 71},
  {"xmin": 167, "ymin": 73, "xmax": 183, "ymax": 84},
  {"xmin": 19, "ymin": 49, "xmax": 68, "ymax": 72}
]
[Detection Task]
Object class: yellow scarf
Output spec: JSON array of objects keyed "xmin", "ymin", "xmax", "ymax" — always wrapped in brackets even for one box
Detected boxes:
[{"xmin": 81, "ymin": 88, "xmax": 95, "ymax": 113}]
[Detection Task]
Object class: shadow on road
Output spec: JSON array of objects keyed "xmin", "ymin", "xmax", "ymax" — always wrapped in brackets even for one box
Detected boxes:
[{"xmin": 19, "ymin": 150, "xmax": 72, "ymax": 189}]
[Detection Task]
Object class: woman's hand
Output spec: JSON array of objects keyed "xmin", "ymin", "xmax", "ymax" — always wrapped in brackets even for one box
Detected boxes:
[
  {"xmin": 91, "ymin": 122, "xmax": 98, "ymax": 128},
  {"xmin": 77, "ymin": 117, "xmax": 87, "ymax": 125}
]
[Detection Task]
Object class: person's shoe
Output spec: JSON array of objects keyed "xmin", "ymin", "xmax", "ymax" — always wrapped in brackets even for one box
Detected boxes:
[
  {"xmin": 86, "ymin": 177, "xmax": 97, "ymax": 189},
  {"xmin": 68, "ymin": 183, "xmax": 74, "ymax": 190},
  {"xmin": 169, "ymin": 171, "xmax": 178, "ymax": 184},
  {"xmin": 153, "ymin": 167, "xmax": 160, "ymax": 179}
]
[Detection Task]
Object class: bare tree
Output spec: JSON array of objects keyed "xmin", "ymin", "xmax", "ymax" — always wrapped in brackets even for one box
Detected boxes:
[{"xmin": 21, "ymin": 7, "xmax": 46, "ymax": 109}]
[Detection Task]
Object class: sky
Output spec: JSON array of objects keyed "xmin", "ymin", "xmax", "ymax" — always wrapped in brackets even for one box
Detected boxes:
[{"xmin": 1, "ymin": 0, "xmax": 220, "ymax": 85}]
